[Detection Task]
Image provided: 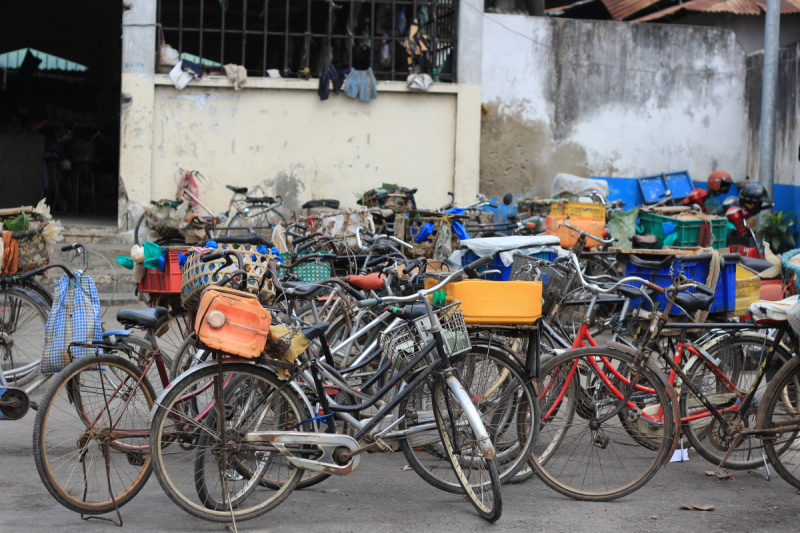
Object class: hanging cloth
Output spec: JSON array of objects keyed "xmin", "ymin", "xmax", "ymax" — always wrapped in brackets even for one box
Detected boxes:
[
  {"xmin": 318, "ymin": 63, "xmax": 343, "ymax": 101},
  {"xmin": 2, "ymin": 232, "xmax": 19, "ymax": 274}
]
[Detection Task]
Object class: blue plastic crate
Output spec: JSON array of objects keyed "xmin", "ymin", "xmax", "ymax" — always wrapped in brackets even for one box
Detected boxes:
[
  {"xmin": 462, "ymin": 249, "xmax": 558, "ymax": 281},
  {"xmin": 624, "ymin": 255, "xmax": 737, "ymax": 314}
]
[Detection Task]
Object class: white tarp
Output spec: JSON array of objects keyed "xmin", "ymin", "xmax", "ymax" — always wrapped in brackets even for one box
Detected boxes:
[
  {"xmin": 448, "ymin": 235, "xmax": 563, "ymax": 267},
  {"xmin": 551, "ymin": 174, "xmax": 609, "ymax": 198}
]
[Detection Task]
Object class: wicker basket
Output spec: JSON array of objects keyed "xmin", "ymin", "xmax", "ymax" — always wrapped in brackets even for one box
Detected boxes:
[
  {"xmin": 180, "ymin": 245, "xmax": 276, "ymax": 310},
  {"xmin": 358, "ymin": 186, "xmax": 417, "ymax": 213},
  {"xmin": 397, "ymin": 211, "xmax": 462, "ymax": 259},
  {"xmin": 310, "ymin": 208, "xmax": 375, "ymax": 251},
  {"xmin": 9, "ymin": 227, "xmax": 50, "ymax": 273}
]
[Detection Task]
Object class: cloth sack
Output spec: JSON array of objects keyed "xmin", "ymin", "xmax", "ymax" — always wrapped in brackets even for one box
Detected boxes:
[
  {"xmin": 40, "ymin": 273, "xmax": 103, "ymax": 374},
  {"xmin": 263, "ymin": 324, "xmax": 311, "ymax": 380},
  {"xmin": 224, "ymin": 64, "xmax": 247, "ymax": 90}
]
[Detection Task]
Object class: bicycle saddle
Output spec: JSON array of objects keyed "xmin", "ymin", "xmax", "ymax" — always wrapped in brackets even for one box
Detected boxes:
[
  {"xmin": 301, "ymin": 322, "xmax": 330, "ymax": 342},
  {"xmin": 226, "ymin": 185, "xmax": 248, "ymax": 194},
  {"xmin": 279, "ymin": 281, "xmax": 328, "ymax": 298},
  {"xmin": 345, "ymin": 273, "xmax": 386, "ymax": 291},
  {"xmin": 740, "ymin": 256, "xmax": 779, "ymax": 278},
  {"xmin": 302, "ymin": 199, "xmax": 340, "ymax": 210},
  {"xmin": 117, "ymin": 307, "xmax": 168, "ymax": 329},
  {"xmin": 672, "ymin": 291, "xmax": 714, "ymax": 313},
  {"xmin": 616, "ymin": 285, "xmax": 652, "ymax": 300},
  {"xmin": 245, "ymin": 195, "xmax": 275, "ymax": 204}
]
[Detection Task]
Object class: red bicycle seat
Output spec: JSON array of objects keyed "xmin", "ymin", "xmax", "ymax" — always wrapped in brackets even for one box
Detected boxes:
[{"xmin": 345, "ymin": 273, "xmax": 386, "ymax": 291}]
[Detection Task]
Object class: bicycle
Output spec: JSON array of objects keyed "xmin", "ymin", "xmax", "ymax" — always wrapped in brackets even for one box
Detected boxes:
[
  {"xmin": 149, "ymin": 253, "xmax": 505, "ymax": 523},
  {"xmin": 530, "ymin": 254, "xmax": 797, "ymax": 500}
]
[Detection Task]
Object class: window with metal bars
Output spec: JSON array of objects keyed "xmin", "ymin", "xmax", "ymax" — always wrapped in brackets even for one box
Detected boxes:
[{"xmin": 157, "ymin": 0, "xmax": 459, "ymax": 82}]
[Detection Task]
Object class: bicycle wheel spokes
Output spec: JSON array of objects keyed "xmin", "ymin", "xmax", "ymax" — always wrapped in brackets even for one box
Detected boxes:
[
  {"xmin": 0, "ymin": 287, "xmax": 48, "ymax": 386},
  {"xmin": 431, "ymin": 375, "xmax": 502, "ymax": 521},
  {"xmin": 762, "ymin": 357, "xmax": 800, "ymax": 488},
  {"xmin": 150, "ymin": 364, "xmax": 304, "ymax": 522},
  {"xmin": 33, "ymin": 356, "xmax": 155, "ymax": 514},
  {"xmin": 532, "ymin": 348, "xmax": 675, "ymax": 501}
]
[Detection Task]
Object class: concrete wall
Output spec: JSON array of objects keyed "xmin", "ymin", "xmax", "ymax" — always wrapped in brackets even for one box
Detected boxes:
[
  {"xmin": 746, "ymin": 44, "xmax": 800, "ymax": 215},
  {"xmin": 479, "ymin": 15, "xmax": 749, "ymax": 198},
  {"xmin": 119, "ymin": 0, "xmax": 481, "ymax": 229},
  {"xmin": 148, "ymin": 78, "xmax": 478, "ymax": 215}
]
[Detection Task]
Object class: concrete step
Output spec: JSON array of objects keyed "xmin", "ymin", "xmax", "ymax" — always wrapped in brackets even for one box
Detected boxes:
[
  {"xmin": 60, "ymin": 224, "xmax": 120, "ymax": 245},
  {"xmin": 98, "ymin": 292, "xmax": 143, "ymax": 307}
]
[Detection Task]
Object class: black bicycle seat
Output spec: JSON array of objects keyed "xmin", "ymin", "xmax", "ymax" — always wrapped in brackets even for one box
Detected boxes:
[
  {"xmin": 673, "ymin": 291, "xmax": 714, "ymax": 313},
  {"xmin": 116, "ymin": 307, "xmax": 168, "ymax": 329},
  {"xmin": 279, "ymin": 281, "xmax": 328, "ymax": 298},
  {"xmin": 301, "ymin": 322, "xmax": 330, "ymax": 342},
  {"xmin": 245, "ymin": 196, "xmax": 275, "ymax": 204},
  {"xmin": 616, "ymin": 285, "xmax": 647, "ymax": 300},
  {"xmin": 740, "ymin": 256, "xmax": 776, "ymax": 276},
  {"xmin": 302, "ymin": 199, "xmax": 340, "ymax": 210},
  {"xmin": 226, "ymin": 185, "xmax": 248, "ymax": 194}
]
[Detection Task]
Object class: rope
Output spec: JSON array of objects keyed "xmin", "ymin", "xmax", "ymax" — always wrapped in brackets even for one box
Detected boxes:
[{"xmin": 695, "ymin": 247, "xmax": 721, "ymax": 324}]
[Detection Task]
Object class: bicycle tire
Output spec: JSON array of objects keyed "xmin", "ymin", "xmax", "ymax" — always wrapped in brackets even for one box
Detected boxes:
[
  {"xmin": 759, "ymin": 354, "xmax": 800, "ymax": 489},
  {"xmin": 430, "ymin": 373, "xmax": 503, "ymax": 521},
  {"xmin": 529, "ymin": 347, "xmax": 676, "ymax": 502},
  {"xmin": 33, "ymin": 354, "xmax": 156, "ymax": 514},
  {"xmin": 400, "ymin": 347, "xmax": 538, "ymax": 493},
  {"xmin": 225, "ymin": 209, "xmax": 284, "ymax": 238},
  {"xmin": 0, "ymin": 285, "xmax": 50, "ymax": 387},
  {"xmin": 149, "ymin": 362, "xmax": 304, "ymax": 522},
  {"xmin": 680, "ymin": 332, "xmax": 792, "ymax": 470}
]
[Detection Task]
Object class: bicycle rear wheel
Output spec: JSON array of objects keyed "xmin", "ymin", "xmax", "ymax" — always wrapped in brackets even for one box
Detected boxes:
[
  {"xmin": 32, "ymin": 354, "xmax": 156, "ymax": 514},
  {"xmin": 149, "ymin": 361, "xmax": 304, "ymax": 522},
  {"xmin": 431, "ymin": 373, "xmax": 503, "ymax": 521},
  {"xmin": 759, "ymin": 355, "xmax": 800, "ymax": 488},
  {"xmin": 530, "ymin": 348, "xmax": 676, "ymax": 501}
]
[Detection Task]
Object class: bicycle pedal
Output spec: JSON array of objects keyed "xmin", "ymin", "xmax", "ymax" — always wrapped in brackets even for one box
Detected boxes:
[
  {"xmin": 29, "ymin": 401, "xmax": 39, "ymax": 411},
  {"xmin": 714, "ymin": 468, "xmax": 733, "ymax": 481}
]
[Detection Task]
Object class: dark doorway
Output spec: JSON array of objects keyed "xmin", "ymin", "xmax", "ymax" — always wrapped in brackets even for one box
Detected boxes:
[{"xmin": 0, "ymin": 0, "xmax": 122, "ymax": 223}]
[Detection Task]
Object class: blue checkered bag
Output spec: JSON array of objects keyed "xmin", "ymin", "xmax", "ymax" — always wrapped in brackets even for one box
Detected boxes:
[{"xmin": 39, "ymin": 272, "xmax": 103, "ymax": 374}]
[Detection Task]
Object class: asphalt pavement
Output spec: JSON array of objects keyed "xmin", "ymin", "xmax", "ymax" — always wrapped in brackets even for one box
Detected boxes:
[{"xmin": 2, "ymin": 306, "xmax": 799, "ymax": 532}]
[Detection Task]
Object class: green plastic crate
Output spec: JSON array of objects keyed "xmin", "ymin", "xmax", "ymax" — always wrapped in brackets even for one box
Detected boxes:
[{"xmin": 638, "ymin": 212, "xmax": 727, "ymax": 248}]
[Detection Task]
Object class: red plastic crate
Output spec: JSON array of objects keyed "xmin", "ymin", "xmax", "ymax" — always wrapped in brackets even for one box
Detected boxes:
[{"xmin": 139, "ymin": 249, "xmax": 185, "ymax": 294}]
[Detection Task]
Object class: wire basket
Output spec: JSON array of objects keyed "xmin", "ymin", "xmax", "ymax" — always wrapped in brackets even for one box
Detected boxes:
[
  {"xmin": 379, "ymin": 302, "xmax": 471, "ymax": 375},
  {"xmin": 539, "ymin": 263, "xmax": 577, "ymax": 316},
  {"xmin": 509, "ymin": 253, "xmax": 548, "ymax": 282}
]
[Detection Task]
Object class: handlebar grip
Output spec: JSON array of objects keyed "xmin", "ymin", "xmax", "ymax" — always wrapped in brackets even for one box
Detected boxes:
[
  {"xmin": 403, "ymin": 259, "xmax": 421, "ymax": 275},
  {"xmin": 292, "ymin": 234, "xmax": 313, "ymax": 245},
  {"xmin": 358, "ymin": 298, "xmax": 382, "ymax": 308},
  {"xmin": 297, "ymin": 239, "xmax": 316, "ymax": 252},
  {"xmin": 201, "ymin": 253, "xmax": 224, "ymax": 263},
  {"xmin": 294, "ymin": 222, "xmax": 307, "ymax": 231},
  {"xmin": 285, "ymin": 230, "xmax": 302, "ymax": 239},
  {"xmin": 61, "ymin": 243, "xmax": 80, "ymax": 252},
  {"xmin": 365, "ymin": 256, "xmax": 389, "ymax": 269},
  {"xmin": 464, "ymin": 255, "xmax": 493, "ymax": 279},
  {"xmin": 693, "ymin": 282, "xmax": 715, "ymax": 296},
  {"xmin": 646, "ymin": 282, "xmax": 666, "ymax": 295},
  {"xmin": 488, "ymin": 203, "xmax": 498, "ymax": 209}
]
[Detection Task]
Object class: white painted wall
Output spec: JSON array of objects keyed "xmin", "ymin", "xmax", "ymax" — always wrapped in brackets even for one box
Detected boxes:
[{"xmin": 479, "ymin": 15, "xmax": 750, "ymax": 197}]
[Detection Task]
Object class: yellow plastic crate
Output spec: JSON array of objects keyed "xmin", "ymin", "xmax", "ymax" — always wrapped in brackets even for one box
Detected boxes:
[
  {"xmin": 550, "ymin": 201, "xmax": 606, "ymax": 221},
  {"xmin": 426, "ymin": 279, "xmax": 543, "ymax": 324},
  {"xmin": 734, "ymin": 264, "xmax": 761, "ymax": 317}
]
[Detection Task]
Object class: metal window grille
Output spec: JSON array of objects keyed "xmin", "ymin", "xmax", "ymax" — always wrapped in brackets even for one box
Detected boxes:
[{"xmin": 158, "ymin": 0, "xmax": 458, "ymax": 82}]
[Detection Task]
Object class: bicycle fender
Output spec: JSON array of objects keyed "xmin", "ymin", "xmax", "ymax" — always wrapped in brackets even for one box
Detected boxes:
[{"xmin": 606, "ymin": 341, "xmax": 681, "ymax": 466}]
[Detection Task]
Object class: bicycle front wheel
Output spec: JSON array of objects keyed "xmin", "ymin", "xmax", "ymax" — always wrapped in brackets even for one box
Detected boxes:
[
  {"xmin": 32, "ymin": 354, "xmax": 156, "ymax": 514},
  {"xmin": 431, "ymin": 373, "xmax": 502, "ymax": 521},
  {"xmin": 0, "ymin": 286, "xmax": 49, "ymax": 387},
  {"xmin": 759, "ymin": 354, "xmax": 800, "ymax": 488},
  {"xmin": 530, "ymin": 347, "xmax": 676, "ymax": 501},
  {"xmin": 149, "ymin": 361, "xmax": 305, "ymax": 522}
]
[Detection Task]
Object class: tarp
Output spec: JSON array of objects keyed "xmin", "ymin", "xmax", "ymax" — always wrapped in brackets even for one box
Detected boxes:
[
  {"xmin": 448, "ymin": 235, "xmax": 563, "ymax": 267},
  {"xmin": 551, "ymin": 174, "xmax": 609, "ymax": 198}
]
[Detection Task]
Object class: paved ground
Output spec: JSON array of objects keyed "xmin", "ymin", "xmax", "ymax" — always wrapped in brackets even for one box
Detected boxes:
[{"xmin": 3, "ymin": 306, "xmax": 800, "ymax": 532}]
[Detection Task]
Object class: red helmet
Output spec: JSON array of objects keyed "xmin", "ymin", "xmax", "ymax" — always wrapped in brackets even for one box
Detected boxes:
[{"xmin": 708, "ymin": 170, "xmax": 733, "ymax": 194}]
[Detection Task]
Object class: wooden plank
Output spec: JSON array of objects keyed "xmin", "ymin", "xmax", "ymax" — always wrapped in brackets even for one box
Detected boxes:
[{"xmin": 0, "ymin": 206, "xmax": 33, "ymax": 216}]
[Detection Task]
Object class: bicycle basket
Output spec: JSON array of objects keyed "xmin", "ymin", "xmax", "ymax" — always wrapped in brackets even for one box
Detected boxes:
[
  {"xmin": 379, "ymin": 302, "xmax": 471, "ymax": 375},
  {"xmin": 539, "ymin": 263, "xmax": 576, "ymax": 316}
]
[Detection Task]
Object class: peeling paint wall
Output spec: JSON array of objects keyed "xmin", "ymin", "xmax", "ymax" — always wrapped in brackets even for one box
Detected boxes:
[{"xmin": 480, "ymin": 15, "xmax": 749, "ymax": 198}]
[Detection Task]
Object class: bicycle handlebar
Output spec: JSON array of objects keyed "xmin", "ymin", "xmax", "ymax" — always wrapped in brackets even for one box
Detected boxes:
[
  {"xmin": 357, "ymin": 256, "xmax": 492, "ymax": 308},
  {"xmin": 563, "ymin": 216, "xmax": 615, "ymax": 245},
  {"xmin": 60, "ymin": 242, "xmax": 89, "ymax": 271},
  {"xmin": 202, "ymin": 250, "xmax": 244, "ymax": 270}
]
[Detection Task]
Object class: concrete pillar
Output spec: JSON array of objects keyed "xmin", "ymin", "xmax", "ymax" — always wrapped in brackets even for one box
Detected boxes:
[
  {"xmin": 119, "ymin": 0, "xmax": 157, "ymax": 225},
  {"xmin": 457, "ymin": 0, "xmax": 484, "ymax": 86},
  {"xmin": 453, "ymin": 84, "xmax": 482, "ymax": 205}
]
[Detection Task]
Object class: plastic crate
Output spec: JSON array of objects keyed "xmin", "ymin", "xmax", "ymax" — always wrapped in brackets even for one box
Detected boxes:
[
  {"xmin": 546, "ymin": 216, "xmax": 604, "ymax": 248},
  {"xmin": 442, "ymin": 280, "xmax": 543, "ymax": 325},
  {"xmin": 139, "ymin": 249, "xmax": 184, "ymax": 294},
  {"xmin": 734, "ymin": 264, "xmax": 761, "ymax": 317},
  {"xmin": 623, "ymin": 253, "xmax": 738, "ymax": 314},
  {"xmin": 637, "ymin": 211, "xmax": 727, "ymax": 248},
  {"xmin": 550, "ymin": 202, "xmax": 605, "ymax": 221}
]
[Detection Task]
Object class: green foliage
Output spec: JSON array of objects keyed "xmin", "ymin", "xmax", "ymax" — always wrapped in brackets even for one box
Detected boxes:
[{"xmin": 756, "ymin": 211, "xmax": 797, "ymax": 253}]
